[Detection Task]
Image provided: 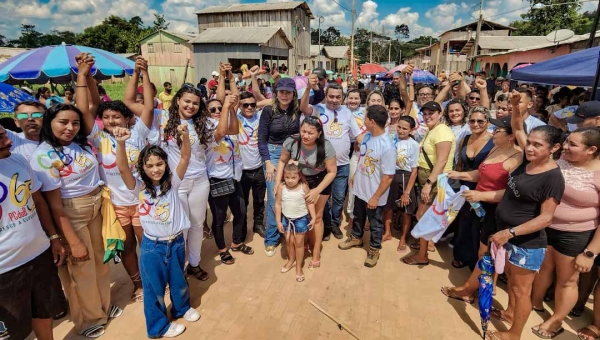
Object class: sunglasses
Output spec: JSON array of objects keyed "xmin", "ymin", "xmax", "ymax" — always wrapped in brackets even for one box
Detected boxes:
[
  {"xmin": 469, "ymin": 96, "xmax": 481, "ymax": 101},
  {"xmin": 304, "ymin": 115, "xmax": 323, "ymax": 125},
  {"xmin": 15, "ymin": 112, "xmax": 44, "ymax": 120},
  {"xmin": 209, "ymin": 107, "xmax": 223, "ymax": 113},
  {"xmin": 493, "ymin": 128, "xmax": 508, "ymax": 134},
  {"xmin": 242, "ymin": 103, "xmax": 257, "ymax": 109},
  {"xmin": 333, "ymin": 110, "xmax": 338, "ymax": 123},
  {"xmin": 468, "ymin": 119, "xmax": 486, "ymax": 125}
]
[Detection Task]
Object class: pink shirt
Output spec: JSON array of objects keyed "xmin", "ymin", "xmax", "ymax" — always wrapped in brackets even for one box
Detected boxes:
[{"xmin": 551, "ymin": 158, "xmax": 600, "ymax": 232}]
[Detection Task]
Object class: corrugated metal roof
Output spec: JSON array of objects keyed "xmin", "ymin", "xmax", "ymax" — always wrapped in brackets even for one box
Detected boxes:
[
  {"xmin": 441, "ymin": 20, "xmax": 515, "ymax": 36},
  {"xmin": 190, "ymin": 27, "xmax": 292, "ymax": 47},
  {"xmin": 323, "ymin": 46, "xmax": 349, "ymax": 59},
  {"xmin": 476, "ymin": 31, "xmax": 600, "ymax": 57},
  {"xmin": 196, "ymin": 2, "xmax": 312, "ymax": 16},
  {"xmin": 310, "ymin": 45, "xmax": 322, "ymax": 57},
  {"xmin": 476, "ymin": 36, "xmax": 550, "ymax": 50},
  {"xmin": 164, "ymin": 30, "xmax": 197, "ymax": 41}
]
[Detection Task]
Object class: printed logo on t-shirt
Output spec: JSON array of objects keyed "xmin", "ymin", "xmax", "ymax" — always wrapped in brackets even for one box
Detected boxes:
[
  {"xmin": 238, "ymin": 119, "xmax": 258, "ymax": 147},
  {"xmin": 36, "ymin": 149, "xmax": 94, "ymax": 180},
  {"xmin": 213, "ymin": 136, "xmax": 240, "ymax": 165},
  {"xmin": 507, "ymin": 175, "xmax": 521, "ymax": 198},
  {"xmin": 95, "ymin": 134, "xmax": 140, "ymax": 170},
  {"xmin": 0, "ymin": 172, "xmax": 36, "ymax": 228},
  {"xmin": 138, "ymin": 190, "xmax": 171, "ymax": 223},
  {"xmin": 318, "ymin": 107, "xmax": 344, "ymax": 138},
  {"xmin": 396, "ymin": 149, "xmax": 408, "ymax": 169}
]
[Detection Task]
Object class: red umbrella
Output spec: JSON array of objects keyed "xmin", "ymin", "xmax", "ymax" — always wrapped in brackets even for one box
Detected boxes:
[{"xmin": 360, "ymin": 63, "xmax": 388, "ymax": 75}]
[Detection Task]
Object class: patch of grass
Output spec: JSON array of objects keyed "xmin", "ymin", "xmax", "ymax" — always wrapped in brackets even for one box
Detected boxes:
[
  {"xmin": 101, "ymin": 83, "xmax": 127, "ymax": 102},
  {"xmin": 0, "ymin": 113, "xmax": 12, "ymax": 119}
]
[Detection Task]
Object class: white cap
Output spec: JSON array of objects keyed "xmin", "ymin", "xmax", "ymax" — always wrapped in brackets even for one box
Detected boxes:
[{"xmin": 211, "ymin": 71, "xmax": 219, "ymax": 77}]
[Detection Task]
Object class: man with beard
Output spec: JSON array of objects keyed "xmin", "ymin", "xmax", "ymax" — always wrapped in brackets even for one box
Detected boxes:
[{"xmin": 8, "ymin": 101, "xmax": 46, "ymax": 160}]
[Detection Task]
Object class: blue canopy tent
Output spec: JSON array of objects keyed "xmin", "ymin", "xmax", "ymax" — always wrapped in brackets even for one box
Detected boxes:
[{"xmin": 510, "ymin": 46, "xmax": 600, "ymax": 87}]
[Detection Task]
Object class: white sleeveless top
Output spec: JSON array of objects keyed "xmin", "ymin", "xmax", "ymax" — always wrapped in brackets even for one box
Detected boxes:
[{"xmin": 281, "ymin": 184, "xmax": 308, "ymax": 219}]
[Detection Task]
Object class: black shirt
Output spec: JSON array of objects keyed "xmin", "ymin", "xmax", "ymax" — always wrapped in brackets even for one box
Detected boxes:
[
  {"xmin": 258, "ymin": 105, "xmax": 302, "ymax": 162},
  {"xmin": 495, "ymin": 163, "xmax": 564, "ymax": 249}
]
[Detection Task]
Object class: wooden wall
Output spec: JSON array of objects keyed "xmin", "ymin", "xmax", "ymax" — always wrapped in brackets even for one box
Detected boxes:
[
  {"xmin": 140, "ymin": 32, "xmax": 195, "ymax": 67},
  {"xmin": 193, "ymin": 44, "xmax": 262, "ymax": 83},
  {"xmin": 147, "ymin": 66, "xmax": 195, "ymax": 87}
]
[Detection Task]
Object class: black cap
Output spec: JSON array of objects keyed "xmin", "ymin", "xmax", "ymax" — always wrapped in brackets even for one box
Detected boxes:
[
  {"xmin": 489, "ymin": 116, "xmax": 513, "ymax": 133},
  {"xmin": 567, "ymin": 101, "xmax": 600, "ymax": 124},
  {"xmin": 421, "ymin": 101, "xmax": 442, "ymax": 112},
  {"xmin": 276, "ymin": 77, "xmax": 296, "ymax": 92},
  {"xmin": 312, "ymin": 68, "xmax": 326, "ymax": 79}
]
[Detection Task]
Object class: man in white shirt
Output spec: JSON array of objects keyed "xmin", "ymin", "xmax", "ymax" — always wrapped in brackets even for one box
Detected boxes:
[
  {"xmin": 0, "ymin": 124, "xmax": 67, "ymax": 340},
  {"xmin": 301, "ymin": 82, "xmax": 361, "ymax": 240},
  {"xmin": 7, "ymin": 100, "xmax": 46, "ymax": 160},
  {"xmin": 338, "ymin": 105, "xmax": 396, "ymax": 268}
]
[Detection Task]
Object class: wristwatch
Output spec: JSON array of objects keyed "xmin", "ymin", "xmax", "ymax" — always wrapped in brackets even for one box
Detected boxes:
[
  {"xmin": 48, "ymin": 234, "xmax": 61, "ymax": 241},
  {"xmin": 584, "ymin": 248, "xmax": 598, "ymax": 260},
  {"xmin": 508, "ymin": 228, "xmax": 517, "ymax": 238}
]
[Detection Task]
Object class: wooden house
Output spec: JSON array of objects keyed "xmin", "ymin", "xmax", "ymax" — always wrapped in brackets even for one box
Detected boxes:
[
  {"xmin": 139, "ymin": 30, "xmax": 197, "ymax": 87},
  {"xmin": 195, "ymin": 2, "xmax": 313, "ymax": 76}
]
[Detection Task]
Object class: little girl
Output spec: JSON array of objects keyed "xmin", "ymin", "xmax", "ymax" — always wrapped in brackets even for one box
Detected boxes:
[
  {"xmin": 275, "ymin": 163, "xmax": 316, "ymax": 282},
  {"xmin": 114, "ymin": 125, "xmax": 199, "ymax": 338}
]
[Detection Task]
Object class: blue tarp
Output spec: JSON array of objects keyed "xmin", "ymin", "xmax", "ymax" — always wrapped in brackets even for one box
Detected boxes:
[{"xmin": 510, "ymin": 46, "xmax": 600, "ymax": 87}]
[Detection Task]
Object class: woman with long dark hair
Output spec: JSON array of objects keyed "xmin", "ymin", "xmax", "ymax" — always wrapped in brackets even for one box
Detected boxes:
[{"xmin": 275, "ymin": 116, "xmax": 337, "ymax": 270}]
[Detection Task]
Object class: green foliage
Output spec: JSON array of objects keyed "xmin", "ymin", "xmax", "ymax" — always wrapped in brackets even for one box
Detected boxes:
[
  {"xmin": 511, "ymin": 0, "xmax": 591, "ymax": 36},
  {"xmin": 153, "ymin": 14, "xmax": 170, "ymax": 30},
  {"xmin": 310, "ymin": 26, "xmax": 341, "ymax": 45},
  {"xmin": 394, "ymin": 24, "xmax": 410, "ymax": 39},
  {"xmin": 76, "ymin": 15, "xmax": 153, "ymax": 53},
  {"xmin": 408, "ymin": 36, "xmax": 439, "ymax": 46}
]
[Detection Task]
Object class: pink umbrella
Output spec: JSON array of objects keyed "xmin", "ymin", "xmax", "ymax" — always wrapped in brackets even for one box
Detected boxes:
[
  {"xmin": 386, "ymin": 64, "xmax": 417, "ymax": 76},
  {"xmin": 293, "ymin": 75, "xmax": 308, "ymax": 90},
  {"xmin": 360, "ymin": 63, "xmax": 388, "ymax": 75},
  {"xmin": 511, "ymin": 63, "xmax": 533, "ymax": 71}
]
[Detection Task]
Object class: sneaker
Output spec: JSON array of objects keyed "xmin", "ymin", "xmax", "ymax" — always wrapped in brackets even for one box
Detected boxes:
[
  {"xmin": 265, "ymin": 245, "xmax": 276, "ymax": 257},
  {"xmin": 331, "ymin": 226, "xmax": 343, "ymax": 239},
  {"xmin": 364, "ymin": 247, "xmax": 380, "ymax": 268},
  {"xmin": 323, "ymin": 233, "xmax": 331, "ymax": 241},
  {"xmin": 338, "ymin": 235, "xmax": 363, "ymax": 250},
  {"xmin": 183, "ymin": 308, "xmax": 200, "ymax": 322},
  {"xmin": 163, "ymin": 323, "xmax": 186, "ymax": 338}
]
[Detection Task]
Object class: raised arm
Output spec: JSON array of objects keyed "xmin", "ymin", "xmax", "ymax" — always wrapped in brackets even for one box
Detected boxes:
[
  {"xmin": 475, "ymin": 78, "xmax": 490, "ymax": 109},
  {"xmin": 250, "ymin": 66, "xmax": 267, "ymax": 102},
  {"xmin": 510, "ymin": 90, "xmax": 527, "ymax": 150},
  {"xmin": 86, "ymin": 64, "xmax": 101, "ymax": 116},
  {"xmin": 213, "ymin": 94, "xmax": 238, "ymax": 142},
  {"xmin": 176, "ymin": 123, "xmax": 191, "ymax": 180},
  {"xmin": 139, "ymin": 61, "xmax": 155, "ymax": 128},
  {"xmin": 113, "ymin": 127, "xmax": 136, "ymax": 190},
  {"xmin": 300, "ymin": 74, "xmax": 317, "ymax": 116},
  {"xmin": 434, "ymin": 81, "xmax": 451, "ymax": 105},
  {"xmin": 216, "ymin": 62, "xmax": 229, "ymax": 103},
  {"xmin": 75, "ymin": 53, "xmax": 96, "ymax": 136},
  {"xmin": 123, "ymin": 56, "xmax": 146, "ymax": 116},
  {"xmin": 399, "ymin": 64, "xmax": 414, "ymax": 110}
]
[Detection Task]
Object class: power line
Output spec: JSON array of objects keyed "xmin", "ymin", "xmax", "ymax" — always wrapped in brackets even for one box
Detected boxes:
[{"xmin": 330, "ymin": 0, "xmax": 353, "ymax": 12}]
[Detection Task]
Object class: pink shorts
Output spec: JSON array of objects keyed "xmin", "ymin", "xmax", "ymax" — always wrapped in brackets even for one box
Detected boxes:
[{"xmin": 114, "ymin": 205, "xmax": 141, "ymax": 227}]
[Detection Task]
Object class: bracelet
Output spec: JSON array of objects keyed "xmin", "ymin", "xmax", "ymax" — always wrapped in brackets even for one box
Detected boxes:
[
  {"xmin": 76, "ymin": 85, "xmax": 88, "ymax": 88},
  {"xmin": 49, "ymin": 234, "xmax": 61, "ymax": 241},
  {"xmin": 407, "ymin": 83, "xmax": 414, "ymax": 86}
]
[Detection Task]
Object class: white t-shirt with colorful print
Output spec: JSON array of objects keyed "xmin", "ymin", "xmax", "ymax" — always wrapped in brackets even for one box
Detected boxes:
[
  {"xmin": 205, "ymin": 118, "xmax": 243, "ymax": 181},
  {"xmin": 30, "ymin": 141, "xmax": 102, "ymax": 198},
  {"xmin": 311, "ymin": 104, "xmax": 361, "ymax": 166},
  {"xmin": 353, "ymin": 132, "xmax": 397, "ymax": 206},
  {"xmin": 237, "ymin": 109, "xmax": 262, "ymax": 170}
]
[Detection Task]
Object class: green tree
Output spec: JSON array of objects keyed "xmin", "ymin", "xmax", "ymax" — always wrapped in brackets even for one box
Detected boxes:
[
  {"xmin": 394, "ymin": 24, "xmax": 410, "ymax": 39},
  {"xmin": 153, "ymin": 13, "xmax": 170, "ymax": 30},
  {"xmin": 310, "ymin": 26, "xmax": 341, "ymax": 45},
  {"xmin": 76, "ymin": 15, "xmax": 152, "ymax": 53},
  {"xmin": 13, "ymin": 24, "xmax": 43, "ymax": 48},
  {"xmin": 0, "ymin": 34, "xmax": 13, "ymax": 47},
  {"xmin": 408, "ymin": 35, "xmax": 439, "ymax": 46},
  {"xmin": 511, "ymin": 0, "xmax": 589, "ymax": 36}
]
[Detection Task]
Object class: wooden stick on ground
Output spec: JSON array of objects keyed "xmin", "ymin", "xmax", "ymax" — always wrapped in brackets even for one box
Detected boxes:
[{"xmin": 308, "ymin": 299, "xmax": 363, "ymax": 340}]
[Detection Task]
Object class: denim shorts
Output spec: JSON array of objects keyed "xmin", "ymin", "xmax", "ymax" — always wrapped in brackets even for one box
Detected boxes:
[
  {"xmin": 506, "ymin": 242, "xmax": 547, "ymax": 272},
  {"xmin": 282, "ymin": 214, "xmax": 311, "ymax": 234}
]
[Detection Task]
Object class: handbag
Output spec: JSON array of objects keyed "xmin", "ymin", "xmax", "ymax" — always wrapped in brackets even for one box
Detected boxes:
[{"xmin": 209, "ymin": 138, "xmax": 237, "ymax": 197}]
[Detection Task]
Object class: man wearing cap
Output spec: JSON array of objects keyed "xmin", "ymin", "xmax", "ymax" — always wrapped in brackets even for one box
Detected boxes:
[
  {"xmin": 309, "ymin": 68, "xmax": 327, "ymax": 105},
  {"xmin": 567, "ymin": 101, "xmax": 600, "ymax": 128},
  {"xmin": 207, "ymin": 71, "xmax": 219, "ymax": 91}
]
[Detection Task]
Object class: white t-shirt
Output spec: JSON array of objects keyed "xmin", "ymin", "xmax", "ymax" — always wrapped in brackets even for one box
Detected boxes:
[
  {"xmin": 30, "ymin": 142, "xmax": 102, "ymax": 198},
  {"xmin": 150, "ymin": 110, "xmax": 207, "ymax": 179},
  {"xmin": 0, "ymin": 153, "xmax": 50, "ymax": 274},
  {"xmin": 312, "ymin": 104, "xmax": 361, "ymax": 166},
  {"xmin": 135, "ymin": 172, "xmax": 190, "ymax": 238},
  {"xmin": 237, "ymin": 110, "xmax": 262, "ymax": 170},
  {"xmin": 349, "ymin": 108, "xmax": 365, "ymax": 143},
  {"xmin": 524, "ymin": 114, "xmax": 546, "ymax": 133},
  {"xmin": 393, "ymin": 136, "xmax": 420, "ymax": 172},
  {"xmin": 353, "ymin": 132, "xmax": 397, "ymax": 206},
  {"xmin": 410, "ymin": 102, "xmax": 428, "ymax": 142},
  {"xmin": 88, "ymin": 119, "xmax": 149, "ymax": 205},
  {"xmin": 554, "ymin": 105, "xmax": 578, "ymax": 132},
  {"xmin": 6, "ymin": 130, "xmax": 39, "ymax": 161},
  {"xmin": 205, "ymin": 118, "xmax": 243, "ymax": 181}
]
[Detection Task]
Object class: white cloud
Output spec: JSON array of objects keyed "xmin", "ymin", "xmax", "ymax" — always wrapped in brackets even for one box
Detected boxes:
[{"xmin": 425, "ymin": 3, "xmax": 464, "ymax": 31}]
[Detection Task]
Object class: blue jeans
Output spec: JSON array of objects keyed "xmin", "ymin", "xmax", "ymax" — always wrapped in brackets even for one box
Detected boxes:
[
  {"xmin": 264, "ymin": 144, "xmax": 282, "ymax": 247},
  {"xmin": 506, "ymin": 242, "xmax": 547, "ymax": 272},
  {"xmin": 282, "ymin": 214, "xmax": 311, "ymax": 234},
  {"xmin": 140, "ymin": 234, "xmax": 191, "ymax": 338},
  {"xmin": 323, "ymin": 164, "xmax": 350, "ymax": 230}
]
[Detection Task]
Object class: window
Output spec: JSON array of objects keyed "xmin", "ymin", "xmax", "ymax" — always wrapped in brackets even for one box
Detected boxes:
[
  {"xmin": 174, "ymin": 43, "xmax": 182, "ymax": 53},
  {"xmin": 148, "ymin": 43, "xmax": 154, "ymax": 53}
]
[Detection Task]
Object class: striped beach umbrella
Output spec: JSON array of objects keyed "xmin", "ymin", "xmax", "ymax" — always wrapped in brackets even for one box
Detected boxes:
[{"xmin": 0, "ymin": 43, "xmax": 135, "ymax": 84}]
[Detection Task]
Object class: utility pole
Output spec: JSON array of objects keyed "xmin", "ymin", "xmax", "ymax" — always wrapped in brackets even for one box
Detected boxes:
[
  {"xmin": 350, "ymin": 0, "xmax": 356, "ymax": 79},
  {"xmin": 388, "ymin": 39, "xmax": 392, "ymax": 63},
  {"xmin": 588, "ymin": 0, "xmax": 600, "ymax": 48},
  {"xmin": 472, "ymin": 0, "xmax": 484, "ymax": 69},
  {"xmin": 370, "ymin": 24, "xmax": 373, "ymax": 63},
  {"xmin": 317, "ymin": 15, "xmax": 324, "ymax": 67}
]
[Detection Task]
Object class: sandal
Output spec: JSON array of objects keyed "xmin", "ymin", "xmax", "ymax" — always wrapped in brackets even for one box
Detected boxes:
[
  {"xmin": 296, "ymin": 274, "xmax": 305, "ymax": 282},
  {"xmin": 131, "ymin": 288, "xmax": 144, "ymax": 302},
  {"xmin": 203, "ymin": 228, "xmax": 213, "ymax": 239},
  {"xmin": 571, "ymin": 308, "xmax": 584, "ymax": 317},
  {"xmin": 397, "ymin": 244, "xmax": 408, "ymax": 254},
  {"xmin": 532, "ymin": 324, "xmax": 564, "ymax": 339},
  {"xmin": 281, "ymin": 261, "xmax": 296, "ymax": 273},
  {"xmin": 186, "ymin": 265, "xmax": 209, "ymax": 281},
  {"xmin": 451, "ymin": 260, "xmax": 468, "ymax": 269},
  {"xmin": 108, "ymin": 305, "xmax": 123, "ymax": 319},
  {"xmin": 401, "ymin": 256, "xmax": 429, "ymax": 266},
  {"xmin": 440, "ymin": 286, "xmax": 474, "ymax": 304},
  {"xmin": 219, "ymin": 250, "xmax": 235, "ymax": 265},
  {"xmin": 231, "ymin": 243, "xmax": 254, "ymax": 255},
  {"xmin": 409, "ymin": 242, "xmax": 420, "ymax": 251},
  {"xmin": 490, "ymin": 308, "xmax": 512, "ymax": 327},
  {"xmin": 485, "ymin": 331, "xmax": 501, "ymax": 340},
  {"xmin": 308, "ymin": 260, "xmax": 320, "ymax": 271},
  {"xmin": 83, "ymin": 325, "xmax": 105, "ymax": 338},
  {"xmin": 578, "ymin": 325, "xmax": 600, "ymax": 340}
]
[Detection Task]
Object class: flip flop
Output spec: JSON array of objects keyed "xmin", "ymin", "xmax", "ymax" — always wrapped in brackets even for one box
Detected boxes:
[
  {"xmin": 440, "ymin": 286, "xmax": 474, "ymax": 304},
  {"xmin": 578, "ymin": 325, "xmax": 600, "ymax": 340},
  {"xmin": 401, "ymin": 256, "xmax": 429, "ymax": 266},
  {"xmin": 280, "ymin": 262, "xmax": 296, "ymax": 273},
  {"xmin": 409, "ymin": 242, "xmax": 420, "ymax": 250},
  {"xmin": 451, "ymin": 260, "xmax": 468, "ymax": 269},
  {"xmin": 485, "ymin": 331, "xmax": 501, "ymax": 340},
  {"xmin": 490, "ymin": 308, "xmax": 512, "ymax": 327},
  {"xmin": 397, "ymin": 244, "xmax": 408, "ymax": 254},
  {"xmin": 532, "ymin": 324, "xmax": 564, "ymax": 339}
]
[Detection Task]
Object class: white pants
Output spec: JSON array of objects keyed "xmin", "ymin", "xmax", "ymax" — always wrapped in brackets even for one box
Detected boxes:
[
  {"xmin": 178, "ymin": 174, "xmax": 210, "ymax": 267},
  {"xmin": 346, "ymin": 153, "xmax": 359, "ymax": 219}
]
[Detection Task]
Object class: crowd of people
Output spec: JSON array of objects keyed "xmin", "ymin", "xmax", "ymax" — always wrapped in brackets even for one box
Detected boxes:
[{"xmin": 3, "ymin": 53, "xmax": 600, "ymax": 340}]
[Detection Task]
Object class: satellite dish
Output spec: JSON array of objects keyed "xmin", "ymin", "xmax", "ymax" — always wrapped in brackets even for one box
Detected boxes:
[{"xmin": 546, "ymin": 29, "xmax": 575, "ymax": 43}]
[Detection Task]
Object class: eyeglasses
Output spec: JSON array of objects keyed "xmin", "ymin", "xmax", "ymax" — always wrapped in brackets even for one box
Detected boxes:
[
  {"xmin": 209, "ymin": 107, "xmax": 223, "ymax": 113},
  {"xmin": 333, "ymin": 110, "xmax": 338, "ymax": 123},
  {"xmin": 469, "ymin": 96, "xmax": 481, "ymax": 101},
  {"xmin": 242, "ymin": 103, "xmax": 257, "ymax": 109},
  {"xmin": 15, "ymin": 112, "xmax": 44, "ymax": 120},
  {"xmin": 468, "ymin": 119, "xmax": 486, "ymax": 125},
  {"xmin": 493, "ymin": 128, "xmax": 508, "ymax": 134}
]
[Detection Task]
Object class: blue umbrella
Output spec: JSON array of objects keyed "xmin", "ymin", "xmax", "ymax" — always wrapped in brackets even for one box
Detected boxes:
[
  {"xmin": 0, "ymin": 43, "xmax": 135, "ymax": 84},
  {"xmin": 412, "ymin": 69, "xmax": 439, "ymax": 84},
  {"xmin": 477, "ymin": 248, "xmax": 495, "ymax": 338},
  {"xmin": 0, "ymin": 83, "xmax": 36, "ymax": 113}
]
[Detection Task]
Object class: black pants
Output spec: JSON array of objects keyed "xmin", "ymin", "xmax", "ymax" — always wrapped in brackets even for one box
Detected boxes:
[
  {"xmin": 453, "ymin": 204, "xmax": 482, "ymax": 270},
  {"xmin": 351, "ymin": 197, "xmax": 384, "ymax": 249},
  {"xmin": 240, "ymin": 167, "xmax": 266, "ymax": 240},
  {"xmin": 208, "ymin": 180, "xmax": 246, "ymax": 250}
]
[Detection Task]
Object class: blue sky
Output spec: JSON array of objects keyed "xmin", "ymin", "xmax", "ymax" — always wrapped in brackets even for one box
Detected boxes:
[{"xmin": 1, "ymin": 0, "xmax": 597, "ymax": 40}]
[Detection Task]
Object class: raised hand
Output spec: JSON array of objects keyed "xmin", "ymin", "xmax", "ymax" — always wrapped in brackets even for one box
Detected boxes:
[
  {"xmin": 134, "ymin": 56, "xmax": 147, "ymax": 74},
  {"xmin": 402, "ymin": 64, "xmax": 414, "ymax": 75},
  {"xmin": 510, "ymin": 89, "xmax": 521, "ymax": 107},
  {"xmin": 475, "ymin": 78, "xmax": 486, "ymax": 90},
  {"xmin": 308, "ymin": 73, "xmax": 318, "ymax": 88},
  {"xmin": 227, "ymin": 94, "xmax": 238, "ymax": 107},
  {"xmin": 113, "ymin": 127, "xmax": 131, "ymax": 142},
  {"xmin": 177, "ymin": 123, "xmax": 189, "ymax": 136}
]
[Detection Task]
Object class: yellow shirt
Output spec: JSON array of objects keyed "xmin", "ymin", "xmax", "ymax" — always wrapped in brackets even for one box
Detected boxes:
[
  {"xmin": 158, "ymin": 92, "xmax": 175, "ymax": 111},
  {"xmin": 418, "ymin": 123, "xmax": 456, "ymax": 171}
]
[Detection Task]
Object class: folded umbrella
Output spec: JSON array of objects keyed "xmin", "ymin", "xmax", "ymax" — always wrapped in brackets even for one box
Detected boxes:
[
  {"xmin": 101, "ymin": 187, "xmax": 126, "ymax": 264},
  {"xmin": 477, "ymin": 245, "xmax": 496, "ymax": 338}
]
